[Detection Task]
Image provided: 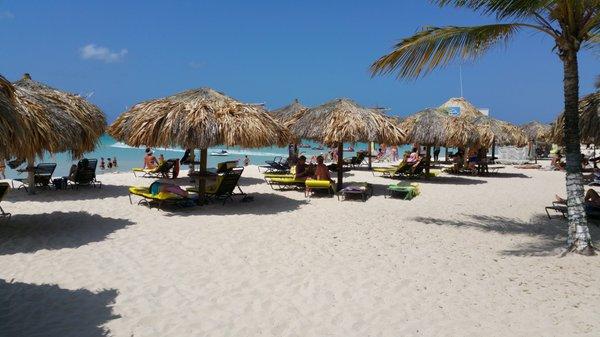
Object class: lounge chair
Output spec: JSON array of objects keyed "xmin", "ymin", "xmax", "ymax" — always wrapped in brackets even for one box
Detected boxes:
[
  {"xmin": 338, "ymin": 182, "xmax": 373, "ymax": 201},
  {"xmin": 386, "ymin": 182, "xmax": 420, "ymax": 200},
  {"xmin": 305, "ymin": 179, "xmax": 335, "ymax": 197},
  {"xmin": 372, "ymin": 161, "xmax": 411, "ymax": 177},
  {"xmin": 0, "ymin": 182, "xmax": 11, "ymax": 220},
  {"xmin": 205, "ymin": 167, "xmax": 247, "ymax": 204},
  {"xmin": 132, "ymin": 159, "xmax": 176, "ymax": 178},
  {"xmin": 262, "ymin": 157, "xmax": 290, "ymax": 173},
  {"xmin": 344, "ymin": 151, "xmax": 367, "ymax": 168},
  {"xmin": 545, "ymin": 200, "xmax": 600, "ymax": 220},
  {"xmin": 12, "ymin": 163, "xmax": 57, "ymax": 191},
  {"xmin": 265, "ymin": 166, "xmax": 306, "ymax": 190},
  {"xmin": 128, "ymin": 181, "xmax": 198, "ymax": 210},
  {"xmin": 69, "ymin": 158, "xmax": 101, "ymax": 189},
  {"xmin": 187, "ymin": 167, "xmax": 247, "ymax": 204}
]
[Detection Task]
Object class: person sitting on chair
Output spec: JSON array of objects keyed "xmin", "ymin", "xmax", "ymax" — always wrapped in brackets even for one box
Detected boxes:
[
  {"xmin": 406, "ymin": 148, "xmax": 420, "ymax": 165},
  {"xmin": 555, "ymin": 189, "xmax": 600, "ymax": 211},
  {"xmin": 144, "ymin": 148, "xmax": 158, "ymax": 170},
  {"xmin": 295, "ymin": 156, "xmax": 312, "ymax": 181}
]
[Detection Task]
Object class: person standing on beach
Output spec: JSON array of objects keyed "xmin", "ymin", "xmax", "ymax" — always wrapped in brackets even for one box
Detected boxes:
[
  {"xmin": 433, "ymin": 146, "xmax": 441, "ymax": 163},
  {"xmin": 112, "ymin": 156, "xmax": 118, "ymax": 168},
  {"xmin": 0, "ymin": 160, "xmax": 5, "ymax": 179},
  {"xmin": 243, "ymin": 155, "xmax": 250, "ymax": 166},
  {"xmin": 100, "ymin": 157, "xmax": 105, "ymax": 170}
]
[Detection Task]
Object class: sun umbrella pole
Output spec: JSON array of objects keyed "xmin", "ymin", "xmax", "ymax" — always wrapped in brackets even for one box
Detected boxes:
[
  {"xmin": 26, "ymin": 156, "xmax": 35, "ymax": 195},
  {"xmin": 199, "ymin": 148, "xmax": 208, "ymax": 204},
  {"xmin": 368, "ymin": 142, "xmax": 372, "ymax": 170},
  {"xmin": 337, "ymin": 143, "xmax": 343, "ymax": 191},
  {"xmin": 491, "ymin": 140, "xmax": 496, "ymax": 164},
  {"xmin": 425, "ymin": 145, "xmax": 431, "ymax": 174},
  {"xmin": 189, "ymin": 148, "xmax": 195, "ymax": 174}
]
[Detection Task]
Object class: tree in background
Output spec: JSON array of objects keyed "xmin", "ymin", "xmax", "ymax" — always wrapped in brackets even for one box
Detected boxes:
[{"xmin": 371, "ymin": 1, "xmax": 599, "ymax": 255}]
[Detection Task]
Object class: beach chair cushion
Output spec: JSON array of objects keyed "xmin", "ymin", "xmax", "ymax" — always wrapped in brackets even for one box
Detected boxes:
[{"xmin": 305, "ymin": 179, "xmax": 332, "ymax": 189}]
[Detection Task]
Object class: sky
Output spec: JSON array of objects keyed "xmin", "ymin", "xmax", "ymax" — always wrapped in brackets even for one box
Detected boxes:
[{"xmin": 0, "ymin": 0, "xmax": 598, "ymax": 125}]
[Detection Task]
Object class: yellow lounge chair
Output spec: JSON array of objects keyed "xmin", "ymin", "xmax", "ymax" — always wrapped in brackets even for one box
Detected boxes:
[
  {"xmin": 132, "ymin": 160, "xmax": 175, "ymax": 178},
  {"xmin": 128, "ymin": 181, "xmax": 197, "ymax": 209},
  {"xmin": 305, "ymin": 179, "xmax": 334, "ymax": 197}
]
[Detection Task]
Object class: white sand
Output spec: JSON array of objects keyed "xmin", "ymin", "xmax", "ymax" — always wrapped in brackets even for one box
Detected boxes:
[{"xmin": 1, "ymin": 165, "xmax": 599, "ymax": 337}]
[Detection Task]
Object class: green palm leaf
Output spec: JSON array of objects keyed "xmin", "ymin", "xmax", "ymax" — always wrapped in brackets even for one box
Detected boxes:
[
  {"xmin": 433, "ymin": 0, "xmax": 555, "ymax": 19},
  {"xmin": 370, "ymin": 24, "xmax": 522, "ymax": 79}
]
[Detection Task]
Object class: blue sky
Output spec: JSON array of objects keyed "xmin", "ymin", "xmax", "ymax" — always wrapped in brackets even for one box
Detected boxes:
[{"xmin": 0, "ymin": 0, "xmax": 598, "ymax": 124}]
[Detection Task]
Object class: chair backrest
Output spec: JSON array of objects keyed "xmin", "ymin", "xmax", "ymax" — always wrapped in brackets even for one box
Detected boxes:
[
  {"xmin": 72, "ymin": 158, "xmax": 97, "ymax": 184},
  {"xmin": 213, "ymin": 168, "xmax": 243, "ymax": 195},
  {"xmin": 86, "ymin": 158, "xmax": 98, "ymax": 171},
  {"xmin": 0, "ymin": 182, "xmax": 9, "ymax": 201},
  {"xmin": 217, "ymin": 161, "xmax": 238, "ymax": 173},
  {"xmin": 155, "ymin": 160, "xmax": 174, "ymax": 173},
  {"xmin": 36, "ymin": 163, "xmax": 57, "ymax": 176}
]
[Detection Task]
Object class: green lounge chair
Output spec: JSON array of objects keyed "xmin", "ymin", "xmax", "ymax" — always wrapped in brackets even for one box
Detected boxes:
[
  {"xmin": 69, "ymin": 158, "xmax": 102, "ymax": 189},
  {"xmin": 206, "ymin": 168, "xmax": 246, "ymax": 205},
  {"xmin": 0, "ymin": 182, "xmax": 11, "ymax": 220},
  {"xmin": 386, "ymin": 182, "xmax": 420, "ymax": 200}
]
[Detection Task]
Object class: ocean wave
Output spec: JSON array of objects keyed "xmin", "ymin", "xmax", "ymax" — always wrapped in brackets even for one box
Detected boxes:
[{"xmin": 110, "ymin": 142, "xmax": 287, "ymax": 158}]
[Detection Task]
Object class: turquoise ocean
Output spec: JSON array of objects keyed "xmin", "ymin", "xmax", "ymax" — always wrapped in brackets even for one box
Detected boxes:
[{"xmin": 5, "ymin": 134, "xmax": 413, "ymax": 180}]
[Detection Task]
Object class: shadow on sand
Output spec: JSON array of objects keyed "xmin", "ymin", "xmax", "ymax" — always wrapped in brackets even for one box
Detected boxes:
[
  {"xmin": 0, "ymin": 279, "xmax": 119, "ymax": 337},
  {"xmin": 0, "ymin": 212, "xmax": 134, "ymax": 255},
  {"xmin": 157, "ymin": 192, "xmax": 309, "ymax": 217},
  {"xmin": 6, "ymin": 183, "xmax": 129, "ymax": 202},
  {"xmin": 410, "ymin": 214, "xmax": 600, "ymax": 256}
]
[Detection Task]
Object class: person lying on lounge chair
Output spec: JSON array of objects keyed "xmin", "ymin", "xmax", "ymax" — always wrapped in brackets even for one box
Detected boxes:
[
  {"xmin": 555, "ymin": 189, "xmax": 600, "ymax": 209},
  {"xmin": 152, "ymin": 181, "xmax": 190, "ymax": 198}
]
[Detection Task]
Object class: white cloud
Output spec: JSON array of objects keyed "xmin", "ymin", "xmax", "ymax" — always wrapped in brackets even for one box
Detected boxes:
[
  {"xmin": 79, "ymin": 44, "xmax": 128, "ymax": 63},
  {"xmin": 0, "ymin": 11, "xmax": 14, "ymax": 20},
  {"xmin": 189, "ymin": 61, "xmax": 206, "ymax": 69}
]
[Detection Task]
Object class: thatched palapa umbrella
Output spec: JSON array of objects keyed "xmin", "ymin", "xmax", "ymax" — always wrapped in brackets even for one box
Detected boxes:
[
  {"xmin": 399, "ymin": 108, "xmax": 488, "ymax": 172},
  {"xmin": 521, "ymin": 121, "xmax": 551, "ymax": 142},
  {"xmin": 521, "ymin": 121, "xmax": 551, "ymax": 163},
  {"xmin": 286, "ymin": 98, "xmax": 405, "ymax": 190},
  {"xmin": 109, "ymin": 87, "xmax": 291, "ymax": 200},
  {"xmin": 549, "ymin": 91, "xmax": 599, "ymax": 145},
  {"xmin": 269, "ymin": 99, "xmax": 306, "ymax": 123},
  {"xmin": 270, "ymin": 99, "xmax": 307, "ymax": 160},
  {"xmin": 0, "ymin": 75, "xmax": 23, "ymax": 158},
  {"xmin": 11, "ymin": 74, "xmax": 106, "ymax": 193}
]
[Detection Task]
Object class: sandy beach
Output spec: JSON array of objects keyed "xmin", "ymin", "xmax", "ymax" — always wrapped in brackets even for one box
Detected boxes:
[{"xmin": 1, "ymin": 165, "xmax": 599, "ymax": 337}]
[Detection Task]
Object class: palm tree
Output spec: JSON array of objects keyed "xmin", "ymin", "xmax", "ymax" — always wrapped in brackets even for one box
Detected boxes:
[{"xmin": 371, "ymin": 1, "xmax": 599, "ymax": 255}]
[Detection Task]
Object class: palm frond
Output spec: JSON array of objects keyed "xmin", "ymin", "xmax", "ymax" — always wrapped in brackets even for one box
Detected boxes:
[
  {"xmin": 371, "ymin": 24, "xmax": 522, "ymax": 79},
  {"xmin": 433, "ymin": 0, "xmax": 556, "ymax": 20}
]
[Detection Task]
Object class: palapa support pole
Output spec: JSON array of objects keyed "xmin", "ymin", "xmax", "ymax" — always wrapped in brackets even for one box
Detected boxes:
[
  {"xmin": 337, "ymin": 143, "xmax": 343, "ymax": 191},
  {"xmin": 26, "ymin": 156, "xmax": 35, "ymax": 195},
  {"xmin": 491, "ymin": 140, "xmax": 496, "ymax": 164},
  {"xmin": 368, "ymin": 141, "xmax": 372, "ymax": 170},
  {"xmin": 425, "ymin": 145, "xmax": 431, "ymax": 175},
  {"xmin": 189, "ymin": 148, "xmax": 195, "ymax": 174},
  {"xmin": 444, "ymin": 147, "xmax": 448, "ymax": 162},
  {"xmin": 198, "ymin": 148, "xmax": 208, "ymax": 204}
]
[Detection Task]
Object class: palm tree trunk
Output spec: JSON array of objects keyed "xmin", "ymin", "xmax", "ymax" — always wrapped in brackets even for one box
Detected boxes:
[{"xmin": 561, "ymin": 50, "xmax": 594, "ymax": 255}]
